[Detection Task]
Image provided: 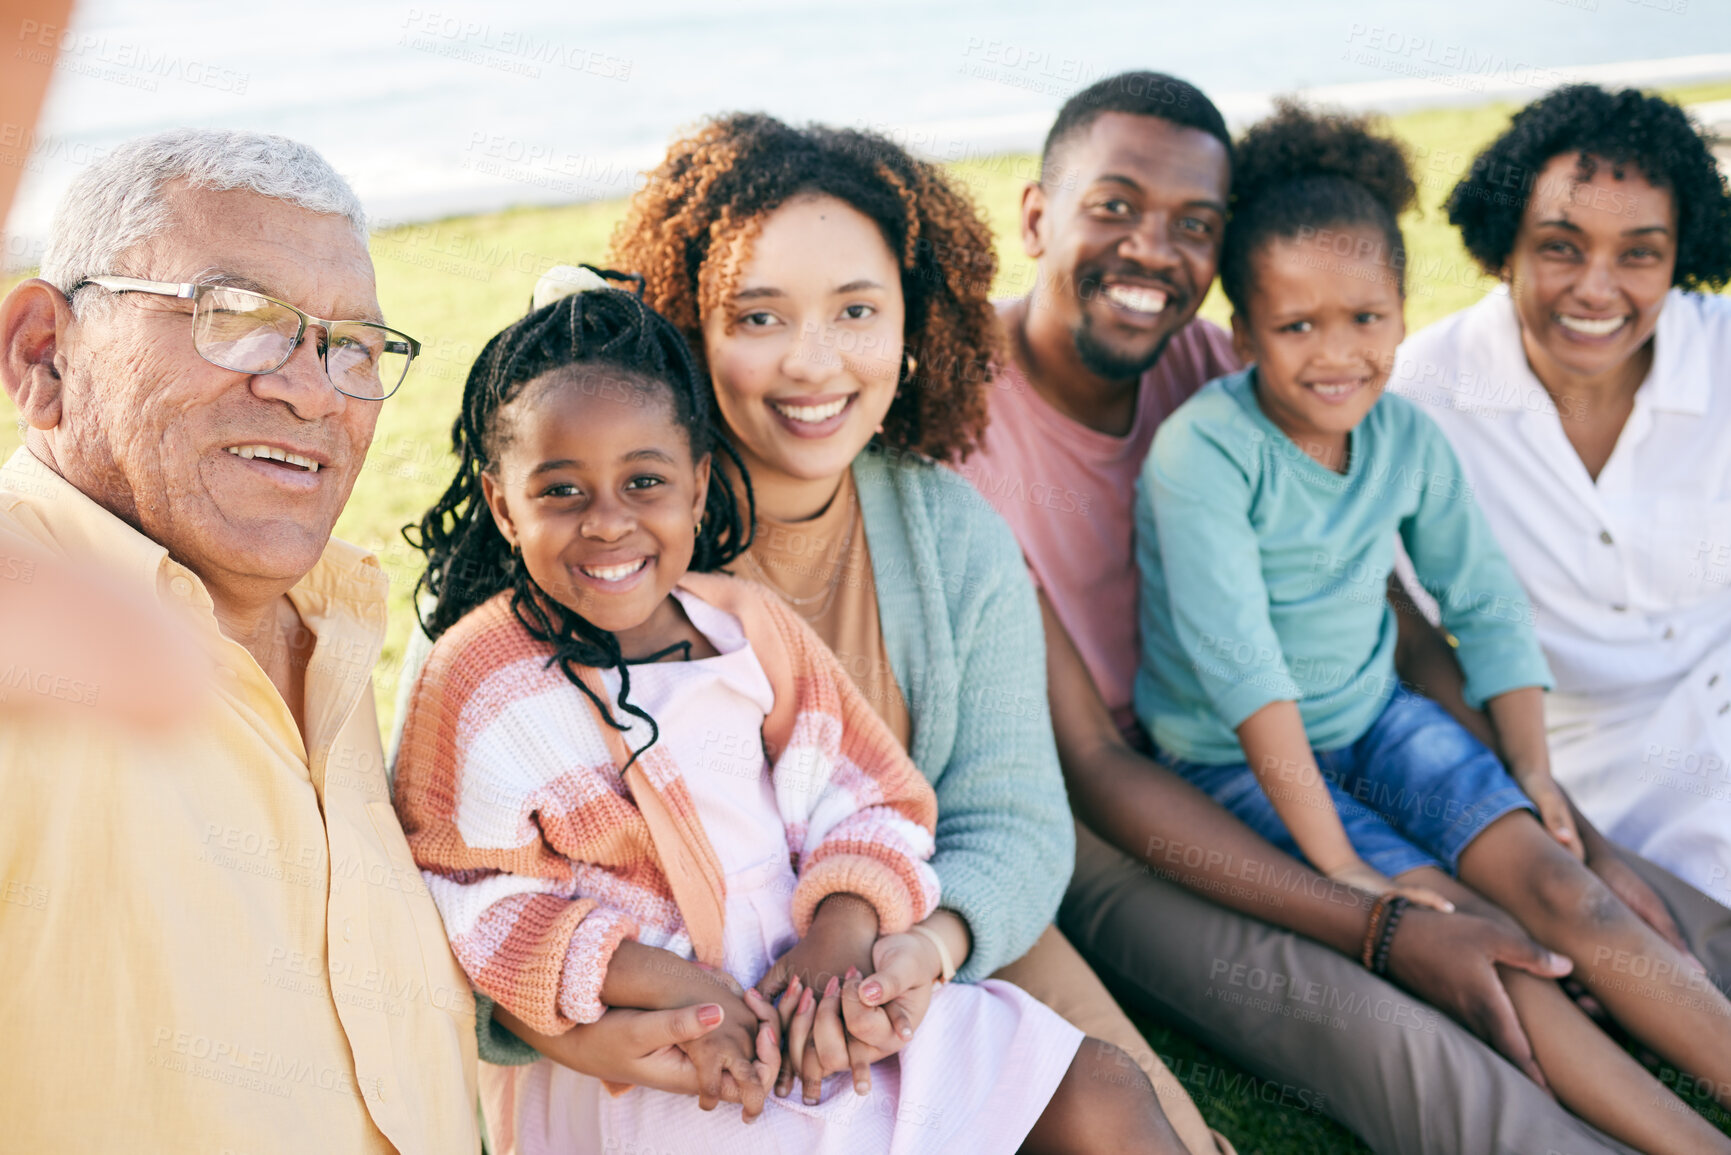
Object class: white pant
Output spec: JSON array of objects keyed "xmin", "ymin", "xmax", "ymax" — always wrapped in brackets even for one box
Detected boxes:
[{"xmin": 1548, "ymin": 645, "xmax": 1731, "ymax": 903}]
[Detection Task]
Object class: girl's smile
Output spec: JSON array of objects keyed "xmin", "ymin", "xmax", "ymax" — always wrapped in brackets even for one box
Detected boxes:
[{"xmin": 481, "ymin": 366, "xmax": 711, "ymax": 658}]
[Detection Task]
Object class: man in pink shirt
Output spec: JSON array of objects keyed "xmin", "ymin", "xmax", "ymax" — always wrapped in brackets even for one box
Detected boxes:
[
  {"xmin": 960, "ymin": 70, "xmax": 1731, "ymax": 1154},
  {"xmin": 955, "ymin": 287, "xmax": 1235, "ymax": 739}
]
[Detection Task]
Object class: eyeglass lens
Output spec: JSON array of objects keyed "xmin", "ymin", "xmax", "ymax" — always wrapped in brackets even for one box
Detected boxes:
[{"xmin": 190, "ymin": 287, "xmax": 412, "ymax": 399}]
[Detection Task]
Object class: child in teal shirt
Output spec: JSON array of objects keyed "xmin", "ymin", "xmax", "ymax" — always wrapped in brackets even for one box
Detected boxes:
[{"xmin": 1135, "ymin": 102, "xmax": 1731, "ymax": 1153}]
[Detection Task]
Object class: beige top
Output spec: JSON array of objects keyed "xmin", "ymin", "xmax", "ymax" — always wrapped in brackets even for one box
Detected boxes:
[
  {"xmin": 0, "ymin": 449, "xmax": 479, "ymax": 1155},
  {"xmin": 728, "ymin": 469, "xmax": 912, "ymax": 748}
]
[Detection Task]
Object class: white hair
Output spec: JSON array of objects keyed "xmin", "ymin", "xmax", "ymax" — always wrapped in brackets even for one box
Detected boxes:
[{"xmin": 40, "ymin": 128, "xmax": 367, "ymax": 300}]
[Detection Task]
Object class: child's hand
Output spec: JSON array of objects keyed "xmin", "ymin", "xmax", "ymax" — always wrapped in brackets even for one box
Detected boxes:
[
  {"xmin": 1326, "ymin": 858, "xmax": 1455, "ymax": 912},
  {"xmin": 756, "ymin": 893, "xmax": 879, "ymax": 1003},
  {"xmin": 1520, "ymin": 775, "xmax": 1584, "ymax": 861},
  {"xmin": 673, "ymin": 988, "xmax": 779, "ymax": 1120},
  {"xmin": 757, "ymin": 894, "xmax": 880, "ymax": 1104}
]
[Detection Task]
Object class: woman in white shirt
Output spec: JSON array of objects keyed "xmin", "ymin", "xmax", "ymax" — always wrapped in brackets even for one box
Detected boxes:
[{"xmin": 1395, "ymin": 84, "xmax": 1731, "ymax": 900}]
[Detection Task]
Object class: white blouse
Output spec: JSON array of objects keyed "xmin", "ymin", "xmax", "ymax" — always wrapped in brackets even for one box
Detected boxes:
[{"xmin": 1392, "ymin": 287, "xmax": 1731, "ymax": 712}]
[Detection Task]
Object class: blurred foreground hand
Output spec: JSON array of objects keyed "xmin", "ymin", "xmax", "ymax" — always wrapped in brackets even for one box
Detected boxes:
[{"xmin": 0, "ymin": 546, "xmax": 211, "ymax": 732}]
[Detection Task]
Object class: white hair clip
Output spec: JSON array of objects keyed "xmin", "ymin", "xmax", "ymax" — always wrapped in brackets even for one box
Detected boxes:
[{"xmin": 531, "ymin": 264, "xmax": 611, "ymax": 312}]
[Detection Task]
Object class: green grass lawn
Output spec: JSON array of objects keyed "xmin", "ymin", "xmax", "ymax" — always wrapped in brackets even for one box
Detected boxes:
[{"xmin": 5, "ymin": 82, "xmax": 1730, "ymax": 1152}]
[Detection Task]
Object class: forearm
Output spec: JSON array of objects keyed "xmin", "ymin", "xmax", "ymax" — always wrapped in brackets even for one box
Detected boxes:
[
  {"xmin": 599, "ymin": 939, "xmax": 732, "ymax": 1012},
  {"xmin": 1484, "ymin": 687, "xmax": 1551, "ymax": 782},
  {"xmin": 1040, "ymin": 595, "xmax": 1370, "ymax": 954},
  {"xmin": 1236, "ymin": 700, "xmax": 1358, "ymax": 875},
  {"xmin": 1066, "ymin": 738, "xmax": 1375, "ymax": 956},
  {"xmin": 493, "ymin": 1003, "xmax": 588, "ymax": 1072}
]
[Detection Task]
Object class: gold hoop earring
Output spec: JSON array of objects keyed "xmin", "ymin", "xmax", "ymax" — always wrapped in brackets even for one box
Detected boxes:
[{"xmin": 900, "ymin": 350, "xmax": 918, "ymax": 384}]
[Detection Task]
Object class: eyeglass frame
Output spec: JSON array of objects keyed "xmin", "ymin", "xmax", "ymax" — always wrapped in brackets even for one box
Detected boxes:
[{"xmin": 70, "ymin": 275, "xmax": 422, "ymax": 401}]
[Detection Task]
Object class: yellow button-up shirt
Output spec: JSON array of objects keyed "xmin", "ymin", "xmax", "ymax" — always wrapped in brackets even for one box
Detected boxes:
[{"xmin": 0, "ymin": 449, "xmax": 479, "ymax": 1154}]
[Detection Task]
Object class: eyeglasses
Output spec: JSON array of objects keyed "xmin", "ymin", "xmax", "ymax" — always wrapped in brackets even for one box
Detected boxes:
[{"xmin": 73, "ymin": 275, "xmax": 420, "ymax": 401}]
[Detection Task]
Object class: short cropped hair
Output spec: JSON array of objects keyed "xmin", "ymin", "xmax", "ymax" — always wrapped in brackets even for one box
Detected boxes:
[
  {"xmin": 41, "ymin": 128, "xmax": 366, "ymax": 305},
  {"xmin": 1041, "ymin": 71, "xmax": 1232, "ymax": 185}
]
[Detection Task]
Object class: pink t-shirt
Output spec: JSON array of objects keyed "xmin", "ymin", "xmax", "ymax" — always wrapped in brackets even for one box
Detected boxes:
[{"xmin": 954, "ymin": 312, "xmax": 1240, "ymax": 735}]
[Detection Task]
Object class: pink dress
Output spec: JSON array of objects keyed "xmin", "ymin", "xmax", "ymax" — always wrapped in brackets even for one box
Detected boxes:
[{"xmin": 481, "ymin": 590, "xmax": 1081, "ymax": 1154}]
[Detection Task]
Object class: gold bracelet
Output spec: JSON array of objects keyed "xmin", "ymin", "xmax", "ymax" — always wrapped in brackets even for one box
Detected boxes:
[{"xmin": 910, "ymin": 924, "xmax": 957, "ymax": 985}]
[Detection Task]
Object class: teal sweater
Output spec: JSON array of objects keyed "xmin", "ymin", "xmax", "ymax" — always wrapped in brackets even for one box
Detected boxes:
[
  {"xmin": 1134, "ymin": 368, "xmax": 1552, "ymax": 764},
  {"xmin": 391, "ymin": 445, "xmax": 1073, "ymax": 1065}
]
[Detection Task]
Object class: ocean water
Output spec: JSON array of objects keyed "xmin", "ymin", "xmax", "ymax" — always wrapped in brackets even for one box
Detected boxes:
[{"xmin": 6, "ymin": 0, "xmax": 1729, "ymax": 261}]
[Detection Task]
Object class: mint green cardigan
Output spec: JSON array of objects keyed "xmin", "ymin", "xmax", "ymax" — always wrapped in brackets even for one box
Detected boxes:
[{"xmin": 393, "ymin": 445, "xmax": 1074, "ymax": 1065}]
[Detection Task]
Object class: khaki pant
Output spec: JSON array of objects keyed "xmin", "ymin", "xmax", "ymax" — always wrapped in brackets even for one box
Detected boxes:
[
  {"xmin": 993, "ymin": 924, "xmax": 1232, "ymax": 1155},
  {"xmin": 1056, "ymin": 820, "xmax": 1731, "ymax": 1155}
]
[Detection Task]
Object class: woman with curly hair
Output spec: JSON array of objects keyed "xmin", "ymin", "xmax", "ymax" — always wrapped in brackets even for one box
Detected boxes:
[{"xmin": 1393, "ymin": 85, "xmax": 1731, "ymax": 901}]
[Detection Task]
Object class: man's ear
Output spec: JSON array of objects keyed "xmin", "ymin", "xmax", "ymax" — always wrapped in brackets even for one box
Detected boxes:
[
  {"xmin": 1229, "ymin": 312, "xmax": 1257, "ymax": 369},
  {"xmin": 0, "ymin": 279, "xmax": 73, "ymax": 431},
  {"xmin": 1020, "ymin": 180, "xmax": 1048, "ymax": 260},
  {"xmin": 478, "ymin": 469, "xmax": 518, "ymax": 550}
]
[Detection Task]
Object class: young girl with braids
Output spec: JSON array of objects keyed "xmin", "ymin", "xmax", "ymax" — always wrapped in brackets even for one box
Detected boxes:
[
  {"xmin": 1135, "ymin": 102, "xmax": 1731, "ymax": 1155},
  {"xmin": 392, "ymin": 277, "xmax": 1184, "ymax": 1154}
]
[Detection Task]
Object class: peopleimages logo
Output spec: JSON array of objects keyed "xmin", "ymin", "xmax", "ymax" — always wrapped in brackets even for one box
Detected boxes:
[
  {"xmin": 398, "ymin": 9, "xmax": 632, "ymax": 81},
  {"xmin": 15, "ymin": 19, "xmax": 250, "ymax": 93}
]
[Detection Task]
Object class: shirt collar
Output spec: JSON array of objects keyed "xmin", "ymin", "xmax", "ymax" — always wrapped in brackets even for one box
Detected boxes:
[
  {"xmin": 1476, "ymin": 286, "xmax": 1705, "ymax": 416},
  {"xmin": 1643, "ymin": 290, "xmax": 1707, "ymax": 416}
]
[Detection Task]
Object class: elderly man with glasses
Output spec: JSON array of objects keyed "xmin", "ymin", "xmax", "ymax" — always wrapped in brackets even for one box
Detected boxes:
[{"xmin": 0, "ymin": 128, "xmax": 477, "ymax": 1152}]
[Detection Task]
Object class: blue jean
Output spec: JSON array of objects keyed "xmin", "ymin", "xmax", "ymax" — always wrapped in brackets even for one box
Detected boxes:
[{"xmin": 1164, "ymin": 689, "xmax": 1535, "ymax": 878}]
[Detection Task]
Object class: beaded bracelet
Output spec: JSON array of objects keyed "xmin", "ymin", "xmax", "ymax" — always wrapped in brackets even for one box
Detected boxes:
[
  {"xmin": 1371, "ymin": 896, "xmax": 1411, "ymax": 976},
  {"xmin": 1359, "ymin": 894, "xmax": 1393, "ymax": 969},
  {"xmin": 1358, "ymin": 893, "xmax": 1412, "ymax": 972}
]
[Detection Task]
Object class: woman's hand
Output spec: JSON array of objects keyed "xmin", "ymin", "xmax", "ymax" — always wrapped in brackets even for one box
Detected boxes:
[
  {"xmin": 493, "ymin": 997, "xmax": 781, "ymax": 1123},
  {"xmin": 754, "ymin": 893, "xmax": 879, "ymax": 1104},
  {"xmin": 853, "ymin": 930, "xmax": 943, "ymax": 1048},
  {"xmin": 674, "ymin": 988, "xmax": 780, "ymax": 1117},
  {"xmin": 1325, "ymin": 858, "xmax": 1455, "ymax": 912}
]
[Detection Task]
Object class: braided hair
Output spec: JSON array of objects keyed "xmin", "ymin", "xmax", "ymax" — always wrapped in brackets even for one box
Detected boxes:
[{"xmin": 406, "ymin": 268, "xmax": 754, "ymax": 760}]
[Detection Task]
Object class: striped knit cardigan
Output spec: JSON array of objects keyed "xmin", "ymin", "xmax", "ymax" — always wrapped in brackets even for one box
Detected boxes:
[{"xmin": 392, "ymin": 571, "xmax": 941, "ymax": 1039}]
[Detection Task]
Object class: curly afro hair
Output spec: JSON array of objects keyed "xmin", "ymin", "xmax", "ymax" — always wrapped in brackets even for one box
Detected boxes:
[
  {"xmin": 609, "ymin": 111, "xmax": 1002, "ymax": 462},
  {"xmin": 1220, "ymin": 99, "xmax": 1416, "ymax": 315},
  {"xmin": 1446, "ymin": 85, "xmax": 1731, "ymax": 291}
]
